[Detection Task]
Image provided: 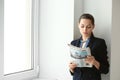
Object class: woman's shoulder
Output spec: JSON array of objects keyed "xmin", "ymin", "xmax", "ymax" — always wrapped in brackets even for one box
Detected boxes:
[
  {"xmin": 90, "ymin": 36, "xmax": 107, "ymax": 51},
  {"xmin": 70, "ymin": 38, "xmax": 80, "ymax": 46},
  {"xmin": 90, "ymin": 34, "xmax": 106, "ymax": 43},
  {"xmin": 92, "ymin": 36, "xmax": 106, "ymax": 46},
  {"xmin": 93, "ymin": 37, "xmax": 105, "ymax": 43}
]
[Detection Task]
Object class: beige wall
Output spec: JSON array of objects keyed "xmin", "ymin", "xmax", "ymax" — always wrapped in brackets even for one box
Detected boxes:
[{"xmin": 111, "ymin": 0, "xmax": 120, "ymax": 80}]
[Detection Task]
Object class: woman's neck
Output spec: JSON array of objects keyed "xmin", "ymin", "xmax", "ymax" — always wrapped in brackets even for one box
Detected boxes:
[
  {"xmin": 82, "ymin": 36, "xmax": 89, "ymax": 41},
  {"xmin": 82, "ymin": 33, "xmax": 92, "ymax": 41}
]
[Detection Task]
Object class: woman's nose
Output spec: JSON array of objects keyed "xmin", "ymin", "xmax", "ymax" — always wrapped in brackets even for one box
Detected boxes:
[{"xmin": 84, "ymin": 27, "xmax": 87, "ymax": 31}]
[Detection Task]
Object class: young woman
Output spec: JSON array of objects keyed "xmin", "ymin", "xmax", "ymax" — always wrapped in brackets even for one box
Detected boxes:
[{"xmin": 69, "ymin": 13, "xmax": 109, "ymax": 80}]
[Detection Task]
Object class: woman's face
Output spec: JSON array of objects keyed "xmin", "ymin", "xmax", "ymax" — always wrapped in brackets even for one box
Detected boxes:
[{"xmin": 78, "ymin": 19, "xmax": 94, "ymax": 38}]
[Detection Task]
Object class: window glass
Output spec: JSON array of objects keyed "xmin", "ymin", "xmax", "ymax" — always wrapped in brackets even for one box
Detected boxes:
[{"xmin": 4, "ymin": 0, "xmax": 32, "ymax": 75}]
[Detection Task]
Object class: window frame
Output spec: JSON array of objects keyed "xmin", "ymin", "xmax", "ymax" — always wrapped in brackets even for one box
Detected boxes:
[{"xmin": 0, "ymin": 0, "xmax": 39, "ymax": 80}]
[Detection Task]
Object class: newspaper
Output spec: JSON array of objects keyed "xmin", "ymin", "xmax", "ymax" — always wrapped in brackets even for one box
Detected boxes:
[{"xmin": 68, "ymin": 44, "xmax": 92, "ymax": 67}]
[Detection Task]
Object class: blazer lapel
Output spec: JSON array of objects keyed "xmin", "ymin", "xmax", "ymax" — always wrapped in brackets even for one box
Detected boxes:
[
  {"xmin": 77, "ymin": 34, "xmax": 95, "ymax": 49},
  {"xmin": 76, "ymin": 37, "xmax": 83, "ymax": 47},
  {"xmin": 87, "ymin": 34, "xmax": 95, "ymax": 50}
]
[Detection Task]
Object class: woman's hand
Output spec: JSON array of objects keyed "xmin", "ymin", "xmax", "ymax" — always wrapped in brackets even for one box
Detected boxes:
[
  {"xmin": 69, "ymin": 61, "xmax": 77, "ymax": 73},
  {"xmin": 85, "ymin": 55, "xmax": 100, "ymax": 70},
  {"xmin": 85, "ymin": 55, "xmax": 95, "ymax": 65}
]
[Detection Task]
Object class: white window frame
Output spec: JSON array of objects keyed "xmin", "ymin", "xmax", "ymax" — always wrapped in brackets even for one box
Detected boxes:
[{"xmin": 0, "ymin": 0, "xmax": 39, "ymax": 80}]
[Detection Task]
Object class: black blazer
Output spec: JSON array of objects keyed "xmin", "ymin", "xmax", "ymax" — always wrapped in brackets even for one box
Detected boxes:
[{"xmin": 70, "ymin": 34, "xmax": 109, "ymax": 80}]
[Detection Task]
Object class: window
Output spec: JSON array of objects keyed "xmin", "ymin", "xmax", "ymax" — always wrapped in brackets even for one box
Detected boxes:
[
  {"xmin": 0, "ymin": 0, "xmax": 39, "ymax": 80},
  {"xmin": 4, "ymin": 0, "xmax": 32, "ymax": 75}
]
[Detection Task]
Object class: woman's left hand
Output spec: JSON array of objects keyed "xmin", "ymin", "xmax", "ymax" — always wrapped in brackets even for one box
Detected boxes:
[
  {"xmin": 85, "ymin": 55, "xmax": 95, "ymax": 65},
  {"xmin": 85, "ymin": 55, "xmax": 100, "ymax": 69}
]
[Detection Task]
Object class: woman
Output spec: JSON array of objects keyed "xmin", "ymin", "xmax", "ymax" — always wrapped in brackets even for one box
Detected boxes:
[{"xmin": 69, "ymin": 13, "xmax": 109, "ymax": 80}]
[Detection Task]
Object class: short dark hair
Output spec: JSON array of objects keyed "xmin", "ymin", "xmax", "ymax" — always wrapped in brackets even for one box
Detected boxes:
[{"xmin": 79, "ymin": 13, "xmax": 95, "ymax": 25}]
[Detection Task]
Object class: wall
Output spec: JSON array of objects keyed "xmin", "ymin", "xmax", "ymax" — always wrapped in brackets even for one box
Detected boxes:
[
  {"xmin": 0, "ymin": 0, "xmax": 4, "ymax": 80},
  {"xmin": 39, "ymin": 0, "xmax": 74, "ymax": 80},
  {"xmin": 0, "ymin": 0, "xmax": 4, "ymax": 79},
  {"xmin": 74, "ymin": 0, "xmax": 83, "ymax": 39},
  {"xmin": 110, "ymin": 0, "xmax": 120, "ymax": 80}
]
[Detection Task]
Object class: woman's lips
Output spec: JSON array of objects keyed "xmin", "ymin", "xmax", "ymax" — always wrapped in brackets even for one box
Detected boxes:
[{"xmin": 83, "ymin": 32, "xmax": 88, "ymax": 34}]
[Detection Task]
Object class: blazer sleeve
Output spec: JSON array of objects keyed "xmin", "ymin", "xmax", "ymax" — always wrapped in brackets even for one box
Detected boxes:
[{"xmin": 93, "ymin": 39, "xmax": 109, "ymax": 74}]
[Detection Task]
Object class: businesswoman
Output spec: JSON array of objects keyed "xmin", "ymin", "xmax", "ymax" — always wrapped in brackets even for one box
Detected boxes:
[{"xmin": 69, "ymin": 13, "xmax": 109, "ymax": 80}]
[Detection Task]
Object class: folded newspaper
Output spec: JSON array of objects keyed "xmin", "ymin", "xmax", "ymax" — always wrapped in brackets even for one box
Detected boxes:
[{"xmin": 68, "ymin": 44, "xmax": 92, "ymax": 67}]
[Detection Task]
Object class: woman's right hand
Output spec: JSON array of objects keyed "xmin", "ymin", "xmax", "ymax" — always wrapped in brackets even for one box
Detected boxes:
[{"xmin": 69, "ymin": 61, "xmax": 77, "ymax": 73}]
